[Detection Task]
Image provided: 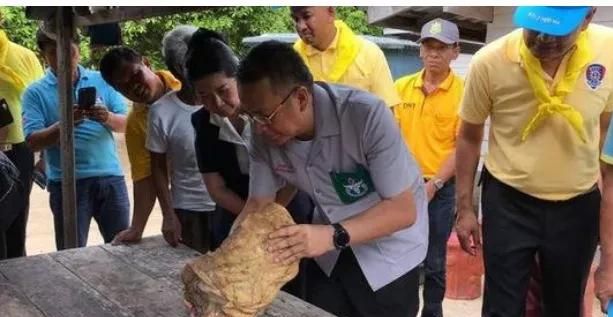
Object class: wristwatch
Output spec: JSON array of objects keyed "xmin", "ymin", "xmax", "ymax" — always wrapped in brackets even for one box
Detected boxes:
[
  {"xmin": 433, "ymin": 178, "xmax": 445, "ymax": 190},
  {"xmin": 332, "ymin": 223, "xmax": 350, "ymax": 250}
]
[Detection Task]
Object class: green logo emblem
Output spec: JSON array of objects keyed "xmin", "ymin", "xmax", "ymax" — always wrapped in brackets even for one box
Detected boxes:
[{"xmin": 330, "ymin": 165, "xmax": 375, "ymax": 204}]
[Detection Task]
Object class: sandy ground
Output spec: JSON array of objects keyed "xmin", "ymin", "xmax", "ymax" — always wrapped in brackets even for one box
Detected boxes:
[{"xmin": 23, "ymin": 134, "xmax": 603, "ymax": 317}]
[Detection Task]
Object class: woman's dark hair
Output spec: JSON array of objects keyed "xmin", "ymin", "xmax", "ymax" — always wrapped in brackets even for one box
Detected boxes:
[{"xmin": 185, "ymin": 28, "xmax": 238, "ymax": 82}]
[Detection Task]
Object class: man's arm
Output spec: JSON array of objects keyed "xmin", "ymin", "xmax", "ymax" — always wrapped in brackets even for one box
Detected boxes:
[
  {"xmin": 425, "ymin": 150, "xmax": 457, "ymax": 201},
  {"xmin": 597, "ymin": 163, "xmax": 613, "ymax": 312},
  {"xmin": 342, "ymin": 188, "xmax": 416, "ymax": 244},
  {"xmin": 27, "ymin": 122, "xmax": 60, "ymax": 152},
  {"xmin": 597, "ymin": 112, "xmax": 613, "ymax": 312},
  {"xmin": 455, "ymin": 121, "xmax": 484, "ymax": 255},
  {"xmin": 103, "ymin": 111, "xmax": 127, "ymax": 133},
  {"xmin": 600, "ymin": 112, "xmax": 612, "ymax": 180},
  {"xmin": 112, "ymin": 109, "xmax": 158, "ymax": 245}
]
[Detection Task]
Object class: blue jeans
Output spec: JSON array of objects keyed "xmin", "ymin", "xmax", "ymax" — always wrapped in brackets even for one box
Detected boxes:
[
  {"xmin": 48, "ymin": 176, "xmax": 130, "ymax": 250},
  {"xmin": 422, "ymin": 182, "xmax": 456, "ymax": 317}
]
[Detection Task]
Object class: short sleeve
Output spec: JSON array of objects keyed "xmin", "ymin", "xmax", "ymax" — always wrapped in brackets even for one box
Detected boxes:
[
  {"xmin": 459, "ymin": 54, "xmax": 493, "ymax": 124},
  {"xmin": 369, "ymin": 46, "xmax": 401, "ymax": 108},
  {"xmin": 104, "ymin": 86, "xmax": 128, "ymax": 115},
  {"xmin": 363, "ymin": 101, "xmax": 421, "ymax": 199},
  {"xmin": 248, "ymin": 132, "xmax": 284, "ymax": 198},
  {"xmin": 145, "ymin": 105, "xmax": 167, "ymax": 154},
  {"xmin": 21, "ymin": 86, "xmax": 46, "ymax": 138}
]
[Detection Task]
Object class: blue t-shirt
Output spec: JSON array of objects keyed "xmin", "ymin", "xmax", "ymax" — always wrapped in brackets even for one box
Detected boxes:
[{"xmin": 22, "ymin": 65, "xmax": 127, "ymax": 181}]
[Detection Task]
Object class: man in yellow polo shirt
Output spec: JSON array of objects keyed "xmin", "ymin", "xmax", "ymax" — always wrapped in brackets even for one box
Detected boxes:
[
  {"xmin": 290, "ymin": 6, "xmax": 400, "ymax": 107},
  {"xmin": 394, "ymin": 18, "xmax": 462, "ymax": 317},
  {"xmin": 456, "ymin": 7, "xmax": 612, "ymax": 316},
  {"xmin": 0, "ymin": 28, "xmax": 43, "ymax": 258},
  {"xmin": 99, "ymin": 47, "xmax": 183, "ymax": 246}
]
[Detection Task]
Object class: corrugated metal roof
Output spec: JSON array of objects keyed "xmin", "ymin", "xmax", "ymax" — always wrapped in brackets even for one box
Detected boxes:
[{"xmin": 242, "ymin": 33, "xmax": 420, "ymax": 50}]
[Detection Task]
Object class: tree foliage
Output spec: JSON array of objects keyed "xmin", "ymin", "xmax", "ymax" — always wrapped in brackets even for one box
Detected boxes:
[{"xmin": 1, "ymin": 6, "xmax": 382, "ymax": 70}]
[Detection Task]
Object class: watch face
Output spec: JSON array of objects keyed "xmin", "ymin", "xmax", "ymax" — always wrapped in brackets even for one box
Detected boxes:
[{"xmin": 334, "ymin": 230, "xmax": 350, "ymax": 248}]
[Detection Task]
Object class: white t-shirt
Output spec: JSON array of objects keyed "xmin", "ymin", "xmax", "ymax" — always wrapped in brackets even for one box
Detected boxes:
[{"xmin": 146, "ymin": 91, "xmax": 215, "ymax": 212}]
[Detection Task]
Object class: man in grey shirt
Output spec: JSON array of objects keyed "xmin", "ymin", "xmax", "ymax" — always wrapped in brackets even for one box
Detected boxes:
[{"xmin": 236, "ymin": 40, "xmax": 428, "ymax": 317}]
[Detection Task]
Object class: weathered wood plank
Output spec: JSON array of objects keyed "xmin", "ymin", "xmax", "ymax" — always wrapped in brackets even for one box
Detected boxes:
[
  {"xmin": 0, "ymin": 254, "xmax": 130, "ymax": 317},
  {"xmin": 0, "ymin": 236, "xmax": 334, "ymax": 317},
  {"xmin": 266, "ymin": 292, "xmax": 335, "ymax": 317},
  {"xmin": 52, "ymin": 245, "xmax": 189, "ymax": 317},
  {"xmin": 105, "ymin": 237, "xmax": 334, "ymax": 317},
  {"xmin": 101, "ymin": 236, "xmax": 201, "ymax": 280},
  {"xmin": 0, "ymin": 282, "xmax": 45, "ymax": 317}
]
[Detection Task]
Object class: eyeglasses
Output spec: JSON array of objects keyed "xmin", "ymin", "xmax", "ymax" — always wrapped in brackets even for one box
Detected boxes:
[{"xmin": 245, "ymin": 86, "xmax": 299, "ymax": 125}]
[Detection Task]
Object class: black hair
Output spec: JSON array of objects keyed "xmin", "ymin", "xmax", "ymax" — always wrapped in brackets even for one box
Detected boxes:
[
  {"xmin": 185, "ymin": 28, "xmax": 238, "ymax": 82},
  {"xmin": 237, "ymin": 40, "xmax": 313, "ymax": 94},
  {"xmin": 289, "ymin": 6, "xmax": 308, "ymax": 14},
  {"xmin": 98, "ymin": 47, "xmax": 143, "ymax": 86}
]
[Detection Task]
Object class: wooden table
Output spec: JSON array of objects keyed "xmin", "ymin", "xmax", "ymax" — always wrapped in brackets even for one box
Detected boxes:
[{"xmin": 0, "ymin": 236, "xmax": 334, "ymax": 317}]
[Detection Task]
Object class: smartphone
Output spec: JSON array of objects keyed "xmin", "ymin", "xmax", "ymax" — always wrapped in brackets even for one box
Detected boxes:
[
  {"xmin": 32, "ymin": 169, "xmax": 47, "ymax": 190},
  {"xmin": 77, "ymin": 87, "xmax": 97, "ymax": 109},
  {"xmin": 0, "ymin": 98, "xmax": 14, "ymax": 128}
]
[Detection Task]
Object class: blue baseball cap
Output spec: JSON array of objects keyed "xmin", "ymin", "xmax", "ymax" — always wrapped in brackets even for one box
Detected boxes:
[{"xmin": 513, "ymin": 6, "xmax": 591, "ymax": 36}]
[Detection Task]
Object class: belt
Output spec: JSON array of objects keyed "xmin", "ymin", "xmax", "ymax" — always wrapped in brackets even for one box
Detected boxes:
[
  {"xmin": 0, "ymin": 143, "xmax": 12, "ymax": 152},
  {"xmin": 0, "ymin": 142, "xmax": 26, "ymax": 152}
]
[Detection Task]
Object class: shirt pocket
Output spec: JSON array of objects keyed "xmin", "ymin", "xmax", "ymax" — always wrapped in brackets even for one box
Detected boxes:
[{"xmin": 432, "ymin": 112, "xmax": 457, "ymax": 142}]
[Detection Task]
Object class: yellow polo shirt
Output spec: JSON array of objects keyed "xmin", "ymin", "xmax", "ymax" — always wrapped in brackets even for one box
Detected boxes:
[
  {"xmin": 460, "ymin": 25, "xmax": 613, "ymax": 201},
  {"xmin": 125, "ymin": 71, "xmax": 181, "ymax": 181},
  {"xmin": 299, "ymin": 30, "xmax": 400, "ymax": 107},
  {"xmin": 0, "ymin": 30, "xmax": 43, "ymax": 144},
  {"xmin": 394, "ymin": 70, "xmax": 463, "ymax": 178}
]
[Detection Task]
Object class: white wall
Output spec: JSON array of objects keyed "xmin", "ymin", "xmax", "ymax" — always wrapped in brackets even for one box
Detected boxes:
[{"xmin": 450, "ymin": 53, "xmax": 473, "ymax": 78}]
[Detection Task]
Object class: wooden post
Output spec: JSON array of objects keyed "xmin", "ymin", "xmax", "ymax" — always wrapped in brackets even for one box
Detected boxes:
[{"xmin": 56, "ymin": 6, "xmax": 78, "ymax": 249}]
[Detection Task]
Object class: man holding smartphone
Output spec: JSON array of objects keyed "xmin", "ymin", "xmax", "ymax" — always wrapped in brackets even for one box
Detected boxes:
[{"xmin": 22, "ymin": 27, "xmax": 130, "ymax": 250}]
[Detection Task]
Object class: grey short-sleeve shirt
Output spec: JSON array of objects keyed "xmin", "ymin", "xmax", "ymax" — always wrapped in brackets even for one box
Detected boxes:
[{"xmin": 248, "ymin": 82, "xmax": 428, "ymax": 291}]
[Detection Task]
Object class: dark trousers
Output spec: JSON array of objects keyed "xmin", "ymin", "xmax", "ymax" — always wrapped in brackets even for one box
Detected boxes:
[
  {"xmin": 210, "ymin": 206, "xmax": 236, "ymax": 251},
  {"xmin": 175, "ymin": 209, "xmax": 211, "ymax": 254},
  {"xmin": 0, "ymin": 174, "xmax": 25, "ymax": 259},
  {"xmin": 422, "ymin": 182, "xmax": 456, "ymax": 317},
  {"xmin": 48, "ymin": 176, "xmax": 130, "ymax": 250},
  {"xmin": 306, "ymin": 249, "xmax": 420, "ymax": 317},
  {"xmin": 480, "ymin": 172, "xmax": 599, "ymax": 317},
  {"xmin": 1, "ymin": 143, "xmax": 33, "ymax": 258}
]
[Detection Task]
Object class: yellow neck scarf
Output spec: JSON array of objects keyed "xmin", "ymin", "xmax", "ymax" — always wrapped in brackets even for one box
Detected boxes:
[
  {"xmin": 520, "ymin": 31, "xmax": 592, "ymax": 142},
  {"xmin": 0, "ymin": 30, "xmax": 27, "ymax": 93},
  {"xmin": 157, "ymin": 70, "xmax": 182, "ymax": 92},
  {"xmin": 294, "ymin": 20, "xmax": 363, "ymax": 83}
]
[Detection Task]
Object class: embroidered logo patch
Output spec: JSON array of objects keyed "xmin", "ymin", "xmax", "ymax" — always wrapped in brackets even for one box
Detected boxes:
[
  {"xmin": 430, "ymin": 21, "xmax": 442, "ymax": 35},
  {"xmin": 586, "ymin": 64, "xmax": 606, "ymax": 90},
  {"xmin": 330, "ymin": 165, "xmax": 375, "ymax": 204}
]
